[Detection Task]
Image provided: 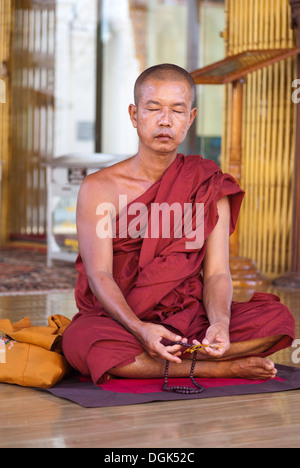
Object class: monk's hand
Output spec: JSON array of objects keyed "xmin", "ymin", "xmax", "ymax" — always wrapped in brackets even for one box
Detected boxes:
[
  {"xmin": 135, "ymin": 322, "xmax": 186, "ymax": 363},
  {"xmin": 201, "ymin": 321, "xmax": 230, "ymax": 358}
]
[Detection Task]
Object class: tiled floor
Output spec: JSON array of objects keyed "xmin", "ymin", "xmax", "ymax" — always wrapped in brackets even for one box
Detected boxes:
[{"xmin": 0, "ymin": 286, "xmax": 300, "ymax": 448}]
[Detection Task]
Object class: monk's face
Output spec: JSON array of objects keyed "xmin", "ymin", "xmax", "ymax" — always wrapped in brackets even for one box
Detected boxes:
[{"xmin": 129, "ymin": 79, "xmax": 197, "ymax": 155}]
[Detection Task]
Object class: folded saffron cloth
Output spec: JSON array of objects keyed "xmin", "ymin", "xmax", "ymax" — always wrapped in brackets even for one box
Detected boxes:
[{"xmin": 0, "ymin": 315, "xmax": 71, "ymax": 388}]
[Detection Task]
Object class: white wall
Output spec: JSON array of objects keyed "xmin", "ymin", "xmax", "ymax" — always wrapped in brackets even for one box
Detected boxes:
[
  {"xmin": 197, "ymin": 2, "xmax": 225, "ymax": 138},
  {"xmin": 54, "ymin": 0, "xmax": 97, "ymax": 157},
  {"xmin": 101, "ymin": 0, "xmax": 140, "ymax": 156}
]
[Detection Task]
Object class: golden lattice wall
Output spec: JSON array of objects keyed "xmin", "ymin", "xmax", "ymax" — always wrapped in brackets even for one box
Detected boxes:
[
  {"xmin": 0, "ymin": 0, "xmax": 13, "ymax": 245},
  {"xmin": 222, "ymin": 0, "xmax": 297, "ymax": 277},
  {"xmin": 10, "ymin": 0, "xmax": 55, "ymax": 238}
]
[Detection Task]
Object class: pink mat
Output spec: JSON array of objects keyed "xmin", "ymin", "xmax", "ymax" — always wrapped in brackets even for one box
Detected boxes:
[{"xmin": 99, "ymin": 375, "xmax": 285, "ymax": 394}]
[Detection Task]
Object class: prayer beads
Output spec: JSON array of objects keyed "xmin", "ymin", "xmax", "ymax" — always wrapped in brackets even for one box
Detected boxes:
[{"xmin": 162, "ymin": 341, "xmax": 221, "ymax": 394}]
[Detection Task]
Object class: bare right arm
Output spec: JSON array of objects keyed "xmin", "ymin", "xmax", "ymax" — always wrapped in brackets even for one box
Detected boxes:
[{"xmin": 76, "ymin": 175, "xmax": 184, "ymax": 363}]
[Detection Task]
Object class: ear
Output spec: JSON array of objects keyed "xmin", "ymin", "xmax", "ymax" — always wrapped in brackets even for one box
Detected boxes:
[
  {"xmin": 188, "ymin": 107, "xmax": 198, "ymax": 129},
  {"xmin": 128, "ymin": 104, "xmax": 138, "ymax": 129}
]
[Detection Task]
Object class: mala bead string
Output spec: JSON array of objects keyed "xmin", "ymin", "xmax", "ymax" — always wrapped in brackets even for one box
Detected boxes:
[
  {"xmin": 162, "ymin": 341, "xmax": 221, "ymax": 394},
  {"xmin": 172, "ymin": 341, "xmax": 222, "ymax": 354},
  {"xmin": 163, "ymin": 351, "xmax": 204, "ymax": 394}
]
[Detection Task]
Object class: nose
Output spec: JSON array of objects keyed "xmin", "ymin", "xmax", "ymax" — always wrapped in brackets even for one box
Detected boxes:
[{"xmin": 158, "ymin": 107, "xmax": 172, "ymax": 127}]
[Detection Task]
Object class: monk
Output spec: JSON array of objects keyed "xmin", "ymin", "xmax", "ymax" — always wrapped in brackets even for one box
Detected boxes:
[{"xmin": 62, "ymin": 64, "xmax": 295, "ymax": 385}]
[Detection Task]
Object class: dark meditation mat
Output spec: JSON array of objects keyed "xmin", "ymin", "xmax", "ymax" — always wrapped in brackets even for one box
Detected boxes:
[{"xmin": 41, "ymin": 364, "xmax": 300, "ymax": 408}]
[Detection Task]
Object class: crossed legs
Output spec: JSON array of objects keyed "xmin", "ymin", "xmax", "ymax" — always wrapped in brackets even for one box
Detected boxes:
[{"xmin": 108, "ymin": 335, "xmax": 284, "ymax": 381}]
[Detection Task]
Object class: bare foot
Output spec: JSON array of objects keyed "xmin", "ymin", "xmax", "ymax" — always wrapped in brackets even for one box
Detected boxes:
[{"xmin": 229, "ymin": 357, "xmax": 277, "ymax": 380}]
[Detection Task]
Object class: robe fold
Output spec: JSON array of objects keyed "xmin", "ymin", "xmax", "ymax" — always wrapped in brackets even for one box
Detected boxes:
[{"xmin": 62, "ymin": 154, "xmax": 295, "ymax": 384}]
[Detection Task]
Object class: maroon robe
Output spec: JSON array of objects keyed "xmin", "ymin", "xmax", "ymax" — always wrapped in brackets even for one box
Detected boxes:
[{"xmin": 62, "ymin": 154, "xmax": 295, "ymax": 384}]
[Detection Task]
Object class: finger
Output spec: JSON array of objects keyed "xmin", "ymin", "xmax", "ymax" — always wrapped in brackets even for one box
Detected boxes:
[
  {"xmin": 203, "ymin": 334, "xmax": 226, "ymax": 347},
  {"xmin": 192, "ymin": 339, "xmax": 201, "ymax": 346},
  {"xmin": 205, "ymin": 343, "xmax": 228, "ymax": 357},
  {"xmin": 165, "ymin": 344, "xmax": 184, "ymax": 354},
  {"xmin": 157, "ymin": 343, "xmax": 182, "ymax": 363},
  {"xmin": 162, "ymin": 329, "xmax": 183, "ymax": 343},
  {"xmin": 205, "ymin": 346, "xmax": 223, "ymax": 356}
]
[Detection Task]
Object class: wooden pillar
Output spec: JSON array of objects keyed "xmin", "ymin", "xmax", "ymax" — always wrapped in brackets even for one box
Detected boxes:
[
  {"xmin": 228, "ymin": 79, "xmax": 243, "ymax": 259},
  {"xmin": 228, "ymin": 78, "xmax": 269, "ymax": 288},
  {"xmin": 274, "ymin": 0, "xmax": 300, "ymax": 287}
]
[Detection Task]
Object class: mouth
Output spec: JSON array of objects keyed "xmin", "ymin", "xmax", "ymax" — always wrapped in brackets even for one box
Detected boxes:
[{"xmin": 154, "ymin": 133, "xmax": 173, "ymax": 140}]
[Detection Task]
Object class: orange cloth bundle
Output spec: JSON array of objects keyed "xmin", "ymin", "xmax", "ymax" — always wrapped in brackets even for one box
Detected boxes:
[{"xmin": 0, "ymin": 315, "xmax": 71, "ymax": 388}]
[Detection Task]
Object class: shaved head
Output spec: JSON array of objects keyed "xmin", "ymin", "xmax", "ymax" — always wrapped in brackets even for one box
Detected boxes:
[{"xmin": 134, "ymin": 64, "xmax": 197, "ymax": 108}]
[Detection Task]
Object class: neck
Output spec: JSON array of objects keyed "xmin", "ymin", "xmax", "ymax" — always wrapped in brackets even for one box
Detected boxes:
[{"xmin": 133, "ymin": 147, "xmax": 178, "ymax": 184}]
